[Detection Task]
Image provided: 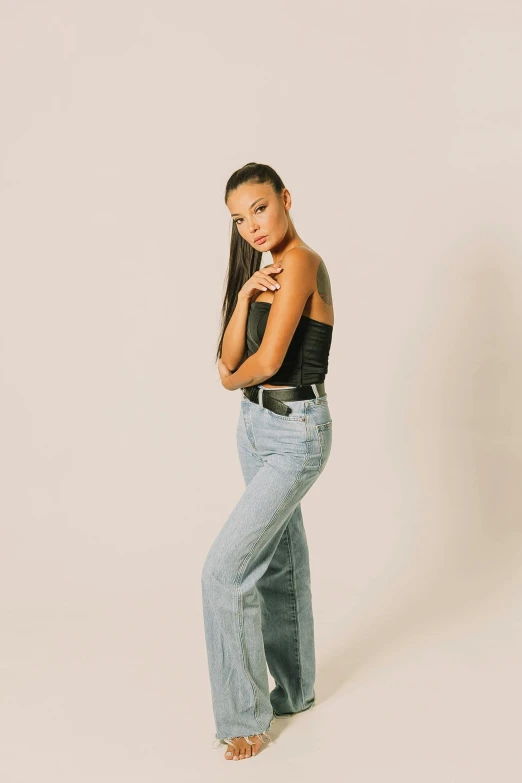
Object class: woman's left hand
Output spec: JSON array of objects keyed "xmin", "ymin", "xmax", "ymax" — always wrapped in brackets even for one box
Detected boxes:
[{"xmin": 218, "ymin": 358, "xmax": 233, "ymax": 389}]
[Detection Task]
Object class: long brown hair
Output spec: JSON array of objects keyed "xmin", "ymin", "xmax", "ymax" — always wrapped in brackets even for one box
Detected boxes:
[{"xmin": 215, "ymin": 162, "xmax": 287, "ymax": 364}]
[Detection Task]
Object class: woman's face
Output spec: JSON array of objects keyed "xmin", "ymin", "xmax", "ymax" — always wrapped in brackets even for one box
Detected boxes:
[{"xmin": 227, "ymin": 182, "xmax": 290, "ymax": 251}]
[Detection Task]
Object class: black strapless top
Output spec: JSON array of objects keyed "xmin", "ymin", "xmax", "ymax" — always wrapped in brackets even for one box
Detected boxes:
[{"xmin": 246, "ymin": 301, "xmax": 333, "ymax": 386}]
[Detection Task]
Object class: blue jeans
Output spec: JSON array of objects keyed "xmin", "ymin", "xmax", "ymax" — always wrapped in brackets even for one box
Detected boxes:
[{"xmin": 201, "ymin": 385, "xmax": 333, "ymax": 746}]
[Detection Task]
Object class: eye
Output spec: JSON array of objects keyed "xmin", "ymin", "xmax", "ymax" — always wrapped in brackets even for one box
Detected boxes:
[{"xmin": 233, "ymin": 205, "xmax": 266, "ymax": 225}]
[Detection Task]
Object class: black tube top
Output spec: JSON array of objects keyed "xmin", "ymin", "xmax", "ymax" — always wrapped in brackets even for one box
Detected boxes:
[{"xmin": 246, "ymin": 301, "xmax": 333, "ymax": 386}]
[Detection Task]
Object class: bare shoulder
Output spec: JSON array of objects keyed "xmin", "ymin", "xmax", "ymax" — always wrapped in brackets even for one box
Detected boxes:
[
  {"xmin": 275, "ymin": 246, "xmax": 317, "ymax": 291},
  {"xmin": 283, "ymin": 246, "xmax": 333, "ymax": 308},
  {"xmin": 279, "ymin": 245, "xmax": 319, "ymax": 268}
]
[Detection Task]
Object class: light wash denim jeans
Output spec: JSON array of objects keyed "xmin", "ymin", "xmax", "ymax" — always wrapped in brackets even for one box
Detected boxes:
[{"xmin": 201, "ymin": 384, "xmax": 333, "ymax": 748}]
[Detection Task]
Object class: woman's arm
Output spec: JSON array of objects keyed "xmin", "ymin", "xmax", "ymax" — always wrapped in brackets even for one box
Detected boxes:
[
  {"xmin": 220, "ymin": 293, "xmax": 250, "ymax": 372},
  {"xmin": 221, "ymin": 263, "xmax": 284, "ymax": 371},
  {"xmin": 222, "ymin": 352, "xmax": 280, "ymax": 391},
  {"xmin": 222, "ymin": 249, "xmax": 317, "ymax": 391}
]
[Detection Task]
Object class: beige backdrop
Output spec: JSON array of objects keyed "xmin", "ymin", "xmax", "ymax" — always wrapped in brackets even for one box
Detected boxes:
[{"xmin": 1, "ymin": 1, "xmax": 521, "ymax": 781}]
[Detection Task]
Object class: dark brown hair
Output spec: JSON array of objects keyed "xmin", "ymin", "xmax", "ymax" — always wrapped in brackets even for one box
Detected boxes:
[{"xmin": 215, "ymin": 162, "xmax": 287, "ymax": 364}]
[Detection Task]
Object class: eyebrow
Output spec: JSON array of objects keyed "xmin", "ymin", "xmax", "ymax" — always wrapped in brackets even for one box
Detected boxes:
[{"xmin": 231, "ymin": 197, "xmax": 265, "ymax": 218}]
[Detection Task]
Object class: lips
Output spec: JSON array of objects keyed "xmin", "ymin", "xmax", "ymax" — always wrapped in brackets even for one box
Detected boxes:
[{"xmin": 254, "ymin": 236, "xmax": 267, "ymax": 245}]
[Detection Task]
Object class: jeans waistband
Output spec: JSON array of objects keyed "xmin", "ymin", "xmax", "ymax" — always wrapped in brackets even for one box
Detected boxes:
[{"xmin": 242, "ymin": 382, "xmax": 326, "ymax": 415}]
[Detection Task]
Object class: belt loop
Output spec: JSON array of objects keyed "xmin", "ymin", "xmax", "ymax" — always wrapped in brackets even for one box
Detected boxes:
[
  {"xmin": 311, "ymin": 383, "xmax": 320, "ymax": 399},
  {"xmin": 258, "ymin": 385, "xmax": 264, "ymax": 408}
]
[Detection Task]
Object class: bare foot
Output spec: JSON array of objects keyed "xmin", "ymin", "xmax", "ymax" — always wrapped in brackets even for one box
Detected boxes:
[{"xmin": 223, "ymin": 733, "xmax": 268, "ymax": 760}]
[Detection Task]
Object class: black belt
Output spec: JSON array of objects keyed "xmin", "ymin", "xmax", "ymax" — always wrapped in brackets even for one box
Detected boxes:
[{"xmin": 242, "ymin": 382, "xmax": 326, "ymax": 417}]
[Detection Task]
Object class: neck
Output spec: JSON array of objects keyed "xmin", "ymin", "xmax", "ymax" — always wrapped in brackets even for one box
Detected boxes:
[{"xmin": 270, "ymin": 220, "xmax": 306, "ymax": 265}]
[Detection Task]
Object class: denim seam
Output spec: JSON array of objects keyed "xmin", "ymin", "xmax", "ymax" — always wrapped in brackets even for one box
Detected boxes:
[
  {"xmin": 316, "ymin": 424, "xmax": 324, "ymax": 472},
  {"xmin": 315, "ymin": 420, "xmax": 332, "ymax": 473},
  {"xmin": 234, "ymin": 582, "xmax": 265, "ymax": 734},
  {"xmin": 283, "ymin": 526, "xmax": 305, "ymax": 708},
  {"xmin": 264, "ymin": 409, "xmax": 304, "ymax": 422},
  {"xmin": 245, "ymin": 401, "xmax": 259, "ymax": 453},
  {"xmin": 233, "ymin": 448, "xmax": 312, "ymax": 734}
]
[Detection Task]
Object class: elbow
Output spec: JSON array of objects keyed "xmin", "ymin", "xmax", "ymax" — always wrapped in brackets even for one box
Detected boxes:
[
  {"xmin": 254, "ymin": 349, "xmax": 281, "ymax": 379},
  {"xmin": 221, "ymin": 355, "xmax": 239, "ymax": 373}
]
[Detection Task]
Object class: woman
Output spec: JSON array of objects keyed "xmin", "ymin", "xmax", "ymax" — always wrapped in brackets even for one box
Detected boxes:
[{"xmin": 202, "ymin": 162, "xmax": 334, "ymax": 761}]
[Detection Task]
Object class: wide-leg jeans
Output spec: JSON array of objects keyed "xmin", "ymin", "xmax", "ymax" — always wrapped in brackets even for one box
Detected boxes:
[{"xmin": 201, "ymin": 385, "xmax": 333, "ymax": 745}]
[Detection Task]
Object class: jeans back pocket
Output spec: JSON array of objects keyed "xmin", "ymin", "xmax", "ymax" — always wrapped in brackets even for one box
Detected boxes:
[{"xmin": 316, "ymin": 420, "xmax": 332, "ymax": 472}]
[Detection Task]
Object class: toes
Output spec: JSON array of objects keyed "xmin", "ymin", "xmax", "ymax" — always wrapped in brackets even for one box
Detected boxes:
[
  {"xmin": 237, "ymin": 738, "xmax": 254, "ymax": 760},
  {"xmin": 221, "ymin": 734, "xmax": 266, "ymax": 760},
  {"xmin": 223, "ymin": 740, "xmax": 236, "ymax": 760}
]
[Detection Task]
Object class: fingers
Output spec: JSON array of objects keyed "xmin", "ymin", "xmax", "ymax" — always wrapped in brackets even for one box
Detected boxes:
[
  {"xmin": 249, "ymin": 265, "xmax": 283, "ymax": 295},
  {"xmin": 257, "ymin": 280, "xmax": 279, "ymax": 291},
  {"xmin": 255, "ymin": 267, "xmax": 282, "ymax": 291}
]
